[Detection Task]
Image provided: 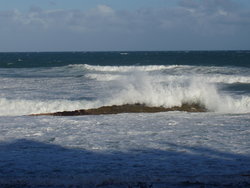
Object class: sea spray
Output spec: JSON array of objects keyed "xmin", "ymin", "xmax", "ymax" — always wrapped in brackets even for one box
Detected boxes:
[
  {"xmin": 0, "ymin": 98, "xmax": 102, "ymax": 116},
  {"xmin": 101, "ymin": 70, "xmax": 250, "ymax": 113},
  {"xmin": 0, "ymin": 63, "xmax": 250, "ymax": 116},
  {"xmin": 105, "ymin": 71, "xmax": 214, "ymax": 109}
]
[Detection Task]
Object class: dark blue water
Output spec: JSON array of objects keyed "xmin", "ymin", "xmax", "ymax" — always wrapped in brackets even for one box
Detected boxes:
[{"xmin": 0, "ymin": 51, "xmax": 250, "ymax": 68}]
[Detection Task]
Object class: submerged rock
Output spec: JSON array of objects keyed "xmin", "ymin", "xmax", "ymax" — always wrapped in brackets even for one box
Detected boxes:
[{"xmin": 30, "ymin": 103, "xmax": 207, "ymax": 116}]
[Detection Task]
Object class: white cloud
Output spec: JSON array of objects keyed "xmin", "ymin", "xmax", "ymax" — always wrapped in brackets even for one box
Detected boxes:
[
  {"xmin": 0, "ymin": 1, "xmax": 250, "ymax": 51},
  {"xmin": 1, "ymin": 2, "xmax": 249, "ymax": 33},
  {"xmin": 96, "ymin": 4, "xmax": 114, "ymax": 15}
]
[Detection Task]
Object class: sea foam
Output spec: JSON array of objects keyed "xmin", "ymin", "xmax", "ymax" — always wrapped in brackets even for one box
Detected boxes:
[
  {"xmin": 103, "ymin": 71, "xmax": 250, "ymax": 114},
  {"xmin": 2, "ymin": 70, "xmax": 249, "ymax": 116},
  {"xmin": 1, "ymin": 64, "xmax": 249, "ymax": 116},
  {"xmin": 0, "ymin": 98, "xmax": 101, "ymax": 116},
  {"xmin": 69, "ymin": 64, "xmax": 181, "ymax": 72},
  {"xmin": 81, "ymin": 64, "xmax": 250, "ymax": 114}
]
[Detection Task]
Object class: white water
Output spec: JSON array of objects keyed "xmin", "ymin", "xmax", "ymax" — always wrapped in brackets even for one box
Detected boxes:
[
  {"xmin": 0, "ymin": 98, "xmax": 103, "ymax": 116},
  {"xmin": 74, "ymin": 64, "xmax": 180, "ymax": 72},
  {"xmin": 0, "ymin": 64, "xmax": 250, "ymax": 187},
  {"xmin": 0, "ymin": 64, "xmax": 250, "ymax": 115},
  {"xmin": 86, "ymin": 72, "xmax": 250, "ymax": 84},
  {"xmin": 0, "ymin": 112, "xmax": 249, "ymax": 187}
]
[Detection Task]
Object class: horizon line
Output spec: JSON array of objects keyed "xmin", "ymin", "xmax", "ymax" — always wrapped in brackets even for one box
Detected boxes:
[{"xmin": 1, "ymin": 49, "xmax": 250, "ymax": 53}]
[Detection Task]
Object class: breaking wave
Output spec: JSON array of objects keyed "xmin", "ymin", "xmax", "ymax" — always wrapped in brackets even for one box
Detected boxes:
[
  {"xmin": 1, "ymin": 72, "xmax": 250, "ymax": 116},
  {"xmin": 0, "ymin": 98, "xmax": 102, "ymax": 116},
  {"xmin": 104, "ymin": 71, "xmax": 250, "ymax": 113},
  {"xmin": 86, "ymin": 73, "xmax": 250, "ymax": 84},
  {"xmin": 1, "ymin": 64, "xmax": 249, "ymax": 116},
  {"xmin": 77, "ymin": 64, "xmax": 250, "ymax": 114},
  {"xmin": 69, "ymin": 64, "xmax": 182, "ymax": 72},
  {"xmin": 69, "ymin": 64, "xmax": 249, "ymax": 75}
]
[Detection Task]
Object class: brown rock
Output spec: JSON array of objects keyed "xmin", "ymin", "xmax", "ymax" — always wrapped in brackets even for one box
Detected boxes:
[{"xmin": 30, "ymin": 103, "xmax": 207, "ymax": 116}]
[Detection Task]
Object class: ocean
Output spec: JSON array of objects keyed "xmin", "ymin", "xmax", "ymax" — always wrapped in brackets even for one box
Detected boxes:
[{"xmin": 0, "ymin": 51, "xmax": 250, "ymax": 187}]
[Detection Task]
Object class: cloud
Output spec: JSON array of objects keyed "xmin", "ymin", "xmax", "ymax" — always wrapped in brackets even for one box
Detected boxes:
[
  {"xmin": 1, "ymin": 2, "xmax": 249, "ymax": 34},
  {"xmin": 0, "ymin": 1, "xmax": 250, "ymax": 51},
  {"xmin": 179, "ymin": 0, "xmax": 237, "ymax": 12},
  {"xmin": 97, "ymin": 4, "xmax": 114, "ymax": 15},
  {"xmin": 169, "ymin": 0, "xmax": 250, "ymax": 35}
]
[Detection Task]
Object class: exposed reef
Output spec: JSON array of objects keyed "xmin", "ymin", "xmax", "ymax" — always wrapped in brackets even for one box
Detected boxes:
[{"xmin": 30, "ymin": 103, "xmax": 207, "ymax": 116}]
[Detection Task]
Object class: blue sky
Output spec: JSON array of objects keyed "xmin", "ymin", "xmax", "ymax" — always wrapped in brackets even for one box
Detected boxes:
[{"xmin": 0, "ymin": 0, "xmax": 250, "ymax": 51}]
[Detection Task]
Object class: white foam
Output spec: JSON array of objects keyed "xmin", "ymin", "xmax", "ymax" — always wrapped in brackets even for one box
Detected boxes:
[
  {"xmin": 1, "ymin": 71, "xmax": 249, "ymax": 116},
  {"xmin": 0, "ymin": 110, "xmax": 249, "ymax": 186},
  {"xmin": 196, "ymin": 75, "xmax": 250, "ymax": 84},
  {"xmin": 86, "ymin": 72, "xmax": 250, "ymax": 84},
  {"xmin": 173, "ymin": 75, "xmax": 250, "ymax": 84},
  {"xmin": 1, "ymin": 64, "xmax": 249, "ymax": 116},
  {"xmin": 104, "ymin": 71, "xmax": 250, "ymax": 114},
  {"xmin": 73, "ymin": 64, "xmax": 249, "ymax": 76},
  {"xmin": 79, "ymin": 64, "xmax": 250, "ymax": 84},
  {"xmin": 0, "ymin": 98, "xmax": 102, "ymax": 116},
  {"xmin": 85, "ymin": 73, "xmax": 122, "ymax": 81},
  {"xmin": 69, "ymin": 64, "xmax": 181, "ymax": 72}
]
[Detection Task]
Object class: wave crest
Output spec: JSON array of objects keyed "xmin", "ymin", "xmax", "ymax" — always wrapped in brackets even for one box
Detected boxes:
[
  {"xmin": 69, "ymin": 64, "xmax": 181, "ymax": 72},
  {"xmin": 1, "ymin": 65, "xmax": 249, "ymax": 116},
  {"xmin": 103, "ymin": 71, "xmax": 250, "ymax": 114}
]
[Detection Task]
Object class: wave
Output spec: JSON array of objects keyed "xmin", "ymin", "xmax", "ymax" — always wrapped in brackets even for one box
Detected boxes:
[
  {"xmin": 0, "ymin": 98, "xmax": 102, "ymax": 116},
  {"xmin": 1, "ymin": 94, "xmax": 249, "ymax": 116},
  {"xmin": 1, "ymin": 64, "xmax": 249, "ymax": 116},
  {"xmin": 69, "ymin": 64, "xmax": 249, "ymax": 75},
  {"xmin": 69, "ymin": 64, "xmax": 250, "ymax": 84},
  {"xmin": 85, "ymin": 73, "xmax": 250, "ymax": 84},
  {"xmin": 103, "ymin": 72, "xmax": 250, "ymax": 114},
  {"xmin": 1, "ymin": 73, "xmax": 249, "ymax": 116},
  {"xmin": 69, "ymin": 64, "xmax": 182, "ymax": 72}
]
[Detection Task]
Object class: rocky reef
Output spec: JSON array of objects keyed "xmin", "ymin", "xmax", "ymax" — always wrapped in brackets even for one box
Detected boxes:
[{"xmin": 30, "ymin": 103, "xmax": 207, "ymax": 116}]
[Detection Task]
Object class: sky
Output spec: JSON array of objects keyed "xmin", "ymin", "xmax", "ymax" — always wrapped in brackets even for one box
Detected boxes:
[{"xmin": 0, "ymin": 0, "xmax": 250, "ymax": 51}]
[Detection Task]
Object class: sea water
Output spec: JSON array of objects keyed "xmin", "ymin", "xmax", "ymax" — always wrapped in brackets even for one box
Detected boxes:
[{"xmin": 0, "ymin": 51, "xmax": 250, "ymax": 187}]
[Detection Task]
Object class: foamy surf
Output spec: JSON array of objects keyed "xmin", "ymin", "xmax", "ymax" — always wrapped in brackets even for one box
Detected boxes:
[
  {"xmin": 1, "ymin": 62, "xmax": 250, "ymax": 116},
  {"xmin": 0, "ymin": 98, "xmax": 102, "ymax": 116},
  {"xmin": 86, "ymin": 72, "xmax": 250, "ymax": 84},
  {"xmin": 69, "ymin": 64, "xmax": 182, "ymax": 72},
  {"xmin": 106, "ymin": 72, "xmax": 250, "ymax": 114},
  {"xmin": 69, "ymin": 64, "xmax": 249, "ymax": 75},
  {"xmin": 1, "ymin": 52, "xmax": 250, "ymax": 187},
  {"xmin": 1, "ymin": 76, "xmax": 249, "ymax": 116}
]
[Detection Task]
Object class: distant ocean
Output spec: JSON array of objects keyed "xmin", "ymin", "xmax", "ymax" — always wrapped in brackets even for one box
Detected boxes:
[{"xmin": 0, "ymin": 51, "xmax": 250, "ymax": 187}]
